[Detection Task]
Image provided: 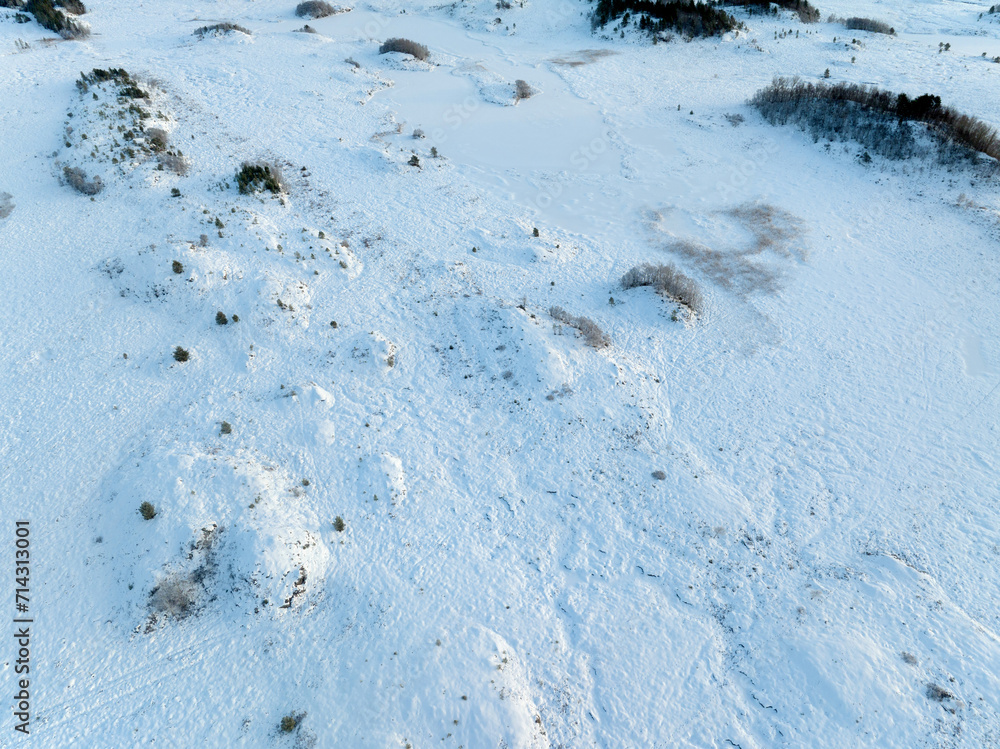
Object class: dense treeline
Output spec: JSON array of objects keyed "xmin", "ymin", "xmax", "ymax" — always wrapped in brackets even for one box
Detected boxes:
[
  {"xmin": 723, "ymin": 0, "xmax": 819, "ymax": 23},
  {"xmin": 751, "ymin": 77, "xmax": 1000, "ymax": 162},
  {"xmin": 592, "ymin": 0, "xmax": 742, "ymax": 38}
]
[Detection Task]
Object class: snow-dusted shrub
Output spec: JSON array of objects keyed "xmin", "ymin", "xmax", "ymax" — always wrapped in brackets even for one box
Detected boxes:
[
  {"xmin": 63, "ymin": 166, "xmax": 103, "ymax": 195},
  {"xmin": 279, "ymin": 712, "xmax": 306, "ymax": 733},
  {"xmin": 194, "ymin": 22, "xmax": 251, "ymax": 37},
  {"xmin": 592, "ymin": 0, "xmax": 742, "ymax": 38},
  {"xmin": 173, "ymin": 346, "xmax": 190, "ymax": 362},
  {"xmin": 333, "ymin": 516, "xmax": 346, "ymax": 532},
  {"xmin": 157, "ymin": 151, "xmax": 189, "ymax": 176},
  {"xmin": 236, "ymin": 162, "xmax": 284, "ymax": 195},
  {"xmin": 550, "ymin": 306, "xmax": 611, "ymax": 349},
  {"xmin": 295, "ymin": 0, "xmax": 339, "ymax": 18},
  {"xmin": 139, "ymin": 501, "xmax": 157, "ymax": 520},
  {"xmin": 145, "ymin": 127, "xmax": 168, "ymax": 151},
  {"xmin": 514, "ymin": 79, "xmax": 535, "ymax": 101},
  {"xmin": 843, "ymin": 16, "xmax": 894, "ymax": 34},
  {"xmin": 26, "ymin": 0, "xmax": 87, "ymax": 37},
  {"xmin": 379, "ymin": 37, "xmax": 430, "ymax": 61},
  {"xmin": 149, "ymin": 574, "xmax": 198, "ymax": 617},
  {"xmin": 621, "ymin": 262, "xmax": 704, "ymax": 313},
  {"xmin": 55, "ymin": 0, "xmax": 84, "ymax": 15}
]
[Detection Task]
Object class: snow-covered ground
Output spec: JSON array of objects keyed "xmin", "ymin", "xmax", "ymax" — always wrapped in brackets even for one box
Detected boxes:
[{"xmin": 1, "ymin": 0, "xmax": 999, "ymax": 746}]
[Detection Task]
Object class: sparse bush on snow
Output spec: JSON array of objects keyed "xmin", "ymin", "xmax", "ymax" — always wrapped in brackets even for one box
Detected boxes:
[
  {"xmin": 157, "ymin": 151, "xmax": 189, "ymax": 176},
  {"xmin": 139, "ymin": 501, "xmax": 157, "ymax": 520},
  {"xmin": 295, "ymin": 0, "xmax": 342, "ymax": 19},
  {"xmin": 843, "ymin": 16, "xmax": 894, "ymax": 35},
  {"xmin": 621, "ymin": 262, "xmax": 704, "ymax": 313},
  {"xmin": 63, "ymin": 166, "xmax": 103, "ymax": 195},
  {"xmin": 194, "ymin": 22, "xmax": 251, "ymax": 37},
  {"xmin": 279, "ymin": 712, "xmax": 306, "ymax": 733},
  {"xmin": 149, "ymin": 574, "xmax": 198, "ymax": 617},
  {"xmin": 550, "ymin": 306, "xmax": 611, "ymax": 349},
  {"xmin": 514, "ymin": 79, "xmax": 535, "ymax": 101},
  {"xmin": 236, "ymin": 162, "xmax": 284, "ymax": 195},
  {"xmin": 379, "ymin": 37, "xmax": 430, "ymax": 61}
]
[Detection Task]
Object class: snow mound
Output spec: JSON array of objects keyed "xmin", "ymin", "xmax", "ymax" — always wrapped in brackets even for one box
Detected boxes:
[{"xmin": 96, "ymin": 443, "xmax": 331, "ymax": 623}]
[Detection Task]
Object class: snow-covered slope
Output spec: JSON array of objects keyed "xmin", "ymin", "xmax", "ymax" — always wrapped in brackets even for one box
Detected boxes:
[{"xmin": 1, "ymin": 0, "xmax": 999, "ymax": 746}]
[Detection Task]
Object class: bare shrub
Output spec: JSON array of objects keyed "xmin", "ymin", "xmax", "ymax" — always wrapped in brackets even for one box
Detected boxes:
[
  {"xmin": 844, "ymin": 16, "xmax": 894, "ymax": 34},
  {"xmin": 621, "ymin": 263, "xmax": 703, "ymax": 313},
  {"xmin": 157, "ymin": 151, "xmax": 189, "ymax": 176},
  {"xmin": 145, "ymin": 127, "xmax": 168, "ymax": 151},
  {"xmin": 379, "ymin": 37, "xmax": 429, "ymax": 61},
  {"xmin": 550, "ymin": 306, "xmax": 611, "ymax": 349},
  {"xmin": 63, "ymin": 166, "xmax": 103, "ymax": 195},
  {"xmin": 194, "ymin": 22, "xmax": 251, "ymax": 37},
  {"xmin": 149, "ymin": 574, "xmax": 198, "ymax": 617},
  {"xmin": 295, "ymin": 0, "xmax": 340, "ymax": 18},
  {"xmin": 514, "ymin": 79, "xmax": 535, "ymax": 101},
  {"xmin": 926, "ymin": 684, "xmax": 954, "ymax": 702},
  {"xmin": 0, "ymin": 192, "xmax": 13, "ymax": 220}
]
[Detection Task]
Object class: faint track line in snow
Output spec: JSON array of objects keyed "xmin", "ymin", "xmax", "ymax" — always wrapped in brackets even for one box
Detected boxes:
[{"xmin": 41, "ymin": 628, "xmax": 234, "ymax": 736}]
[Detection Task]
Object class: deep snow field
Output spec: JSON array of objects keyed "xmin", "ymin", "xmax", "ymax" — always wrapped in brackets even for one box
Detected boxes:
[{"xmin": 2, "ymin": 0, "xmax": 1000, "ymax": 746}]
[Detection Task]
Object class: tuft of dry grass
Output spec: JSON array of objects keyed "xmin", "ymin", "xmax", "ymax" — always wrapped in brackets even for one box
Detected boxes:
[{"xmin": 514, "ymin": 79, "xmax": 536, "ymax": 101}]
